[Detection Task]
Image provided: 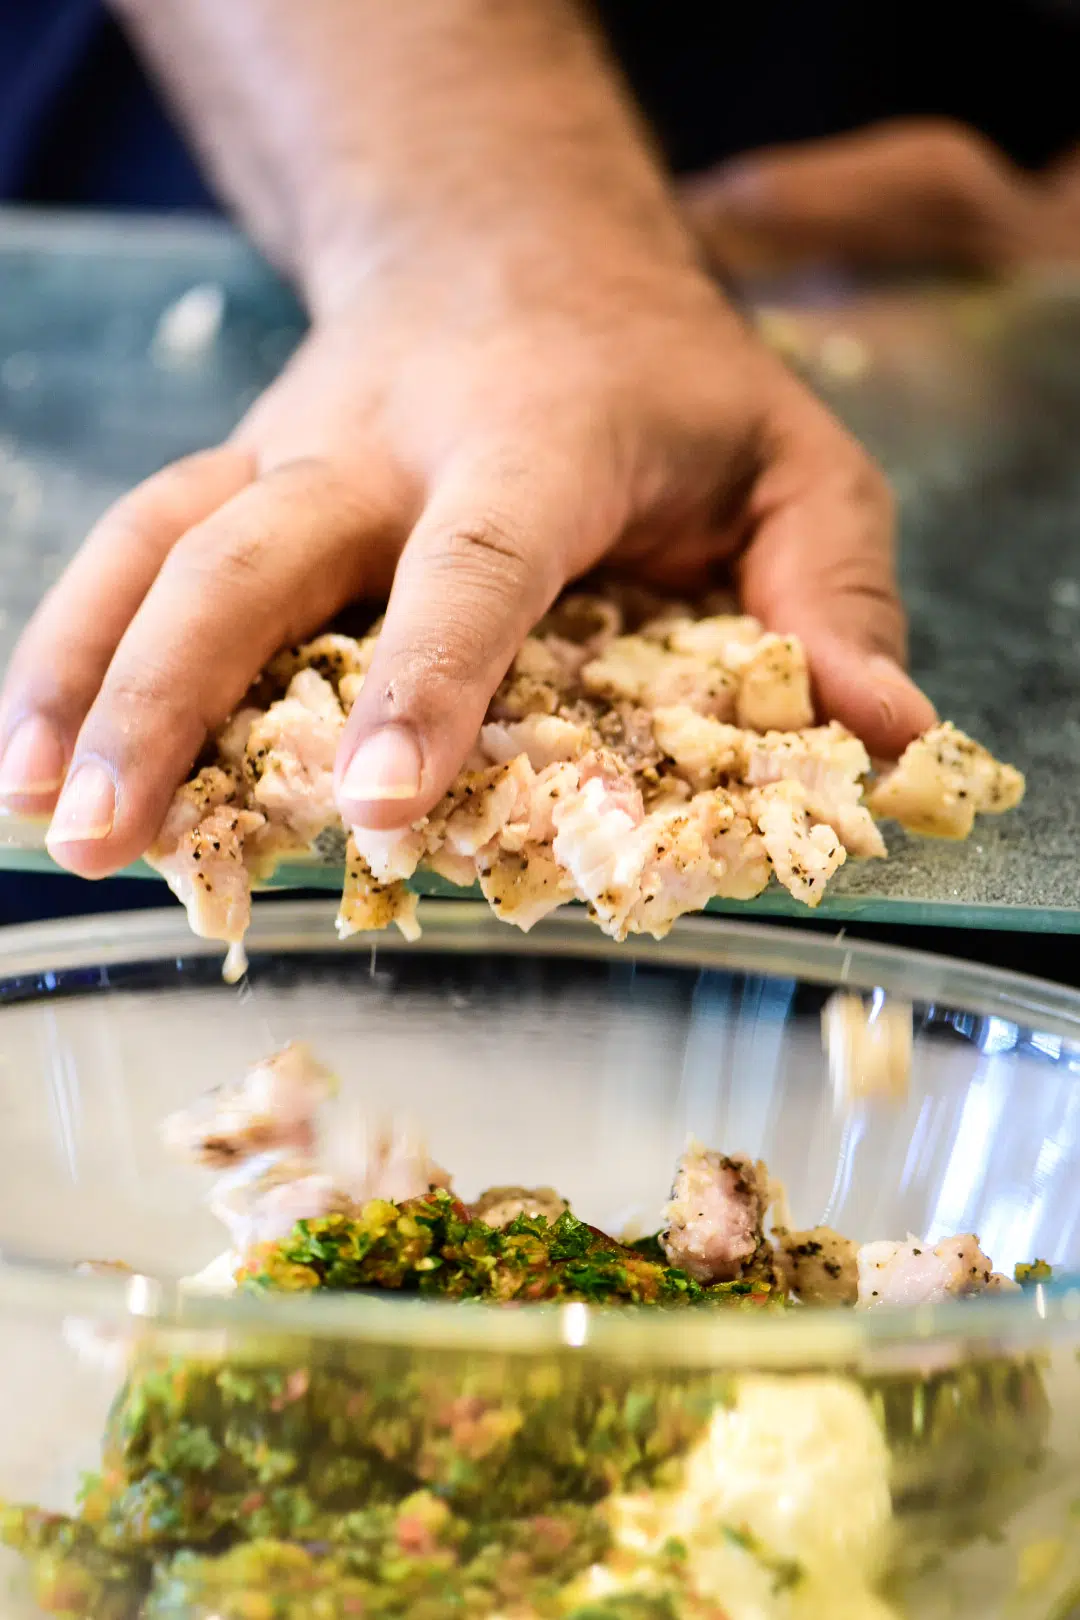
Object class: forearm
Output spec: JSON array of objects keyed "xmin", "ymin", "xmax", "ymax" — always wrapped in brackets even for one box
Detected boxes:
[{"xmin": 110, "ymin": 0, "xmax": 698, "ymax": 316}]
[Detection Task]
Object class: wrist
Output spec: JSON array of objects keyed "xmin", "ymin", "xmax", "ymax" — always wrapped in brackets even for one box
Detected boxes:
[{"xmin": 302, "ymin": 182, "xmax": 707, "ymax": 328}]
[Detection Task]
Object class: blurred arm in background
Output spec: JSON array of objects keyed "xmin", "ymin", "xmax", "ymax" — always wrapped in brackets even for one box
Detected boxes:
[{"xmin": 681, "ymin": 119, "xmax": 1080, "ymax": 279}]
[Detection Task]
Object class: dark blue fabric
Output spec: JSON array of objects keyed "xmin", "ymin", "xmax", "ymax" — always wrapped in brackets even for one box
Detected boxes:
[
  {"xmin": 0, "ymin": 0, "xmax": 216, "ymax": 209},
  {"xmin": 0, "ymin": 872, "xmax": 161, "ymax": 927},
  {"xmin": 0, "ymin": 0, "xmax": 99, "ymax": 195}
]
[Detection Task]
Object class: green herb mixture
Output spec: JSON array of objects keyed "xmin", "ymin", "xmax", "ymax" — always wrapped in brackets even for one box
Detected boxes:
[
  {"xmin": 236, "ymin": 1191, "xmax": 782, "ymax": 1307},
  {"xmin": 0, "ymin": 1190, "xmax": 1055, "ymax": 1620}
]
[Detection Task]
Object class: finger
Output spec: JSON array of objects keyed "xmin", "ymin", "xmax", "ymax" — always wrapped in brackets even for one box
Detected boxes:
[
  {"xmin": 0, "ymin": 447, "xmax": 254, "ymax": 817},
  {"xmin": 46, "ymin": 457, "xmax": 406, "ymax": 878},
  {"xmin": 682, "ymin": 119, "xmax": 1044, "ymax": 275},
  {"xmin": 337, "ymin": 452, "xmax": 593, "ymax": 830},
  {"xmin": 740, "ymin": 401, "xmax": 936, "ymax": 758}
]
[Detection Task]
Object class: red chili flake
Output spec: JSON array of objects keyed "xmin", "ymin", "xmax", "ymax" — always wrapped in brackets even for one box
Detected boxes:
[{"xmin": 396, "ymin": 1515, "xmax": 440, "ymax": 1557}]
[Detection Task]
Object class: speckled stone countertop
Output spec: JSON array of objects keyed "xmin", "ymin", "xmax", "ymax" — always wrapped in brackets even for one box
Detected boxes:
[{"xmin": 0, "ymin": 209, "xmax": 1078, "ymax": 931}]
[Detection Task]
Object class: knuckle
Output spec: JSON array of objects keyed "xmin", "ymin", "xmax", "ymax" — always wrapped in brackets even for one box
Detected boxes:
[
  {"xmin": 90, "ymin": 459, "xmax": 205, "ymax": 554},
  {"xmin": 265, "ymin": 453, "xmax": 333, "ymax": 488},
  {"xmin": 417, "ymin": 508, "xmax": 564, "ymax": 620},
  {"xmin": 930, "ymin": 124, "xmax": 1000, "ymax": 180},
  {"xmin": 88, "ymin": 489, "xmax": 158, "ymax": 558},
  {"xmin": 914, "ymin": 136, "xmax": 1010, "ymax": 230},
  {"xmin": 426, "ymin": 514, "xmax": 534, "ymax": 584},
  {"xmin": 888, "ymin": 118, "xmax": 994, "ymax": 176},
  {"xmin": 102, "ymin": 661, "xmax": 186, "ymax": 721},
  {"xmin": 816, "ymin": 538, "xmax": 904, "ymax": 619},
  {"xmin": 170, "ymin": 515, "xmax": 272, "ymax": 595},
  {"xmin": 214, "ymin": 526, "xmax": 271, "ymax": 588}
]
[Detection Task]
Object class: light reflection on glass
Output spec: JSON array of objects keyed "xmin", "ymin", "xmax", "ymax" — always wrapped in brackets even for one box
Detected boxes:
[
  {"xmin": 980, "ymin": 1016, "xmax": 1018, "ymax": 1055},
  {"xmin": 927, "ymin": 1055, "xmax": 1009, "ymax": 1243},
  {"xmin": 43, "ymin": 1009, "xmax": 79, "ymax": 1183}
]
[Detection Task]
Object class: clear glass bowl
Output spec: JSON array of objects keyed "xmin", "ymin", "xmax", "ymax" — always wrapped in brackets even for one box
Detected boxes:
[{"xmin": 0, "ymin": 900, "xmax": 1077, "ymax": 1620}]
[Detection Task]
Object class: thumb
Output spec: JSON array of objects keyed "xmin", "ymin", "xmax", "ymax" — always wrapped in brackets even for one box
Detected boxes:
[
  {"xmin": 739, "ymin": 431, "xmax": 936, "ymax": 759},
  {"xmin": 336, "ymin": 454, "xmax": 587, "ymax": 829}
]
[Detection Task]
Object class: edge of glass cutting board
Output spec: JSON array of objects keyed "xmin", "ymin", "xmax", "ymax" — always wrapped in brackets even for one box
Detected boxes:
[{"xmin": 1, "ymin": 826, "xmax": 1075, "ymax": 934}]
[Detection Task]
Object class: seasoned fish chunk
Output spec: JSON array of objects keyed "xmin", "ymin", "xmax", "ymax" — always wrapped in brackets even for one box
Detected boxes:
[
  {"xmin": 477, "ymin": 843, "xmax": 576, "ymax": 931},
  {"xmin": 267, "ymin": 630, "xmax": 377, "ymax": 691},
  {"xmin": 535, "ymin": 591, "xmax": 622, "ymax": 650},
  {"xmin": 489, "ymin": 634, "xmax": 583, "ymax": 718},
  {"xmin": 656, "ymin": 613, "xmax": 765, "ymax": 663},
  {"xmin": 161, "ymin": 1041, "xmax": 335, "ymax": 1167},
  {"xmin": 649, "ymin": 615, "xmax": 813, "ymax": 728},
  {"xmin": 582, "ymin": 634, "xmax": 737, "ymax": 718},
  {"xmin": 470, "ymin": 1185, "xmax": 570, "ymax": 1229},
  {"xmin": 748, "ymin": 780, "xmax": 846, "ymax": 907},
  {"xmin": 745, "ymin": 722, "xmax": 886, "ymax": 859},
  {"xmin": 856, "ymin": 1232, "xmax": 1017, "ymax": 1309},
  {"xmin": 213, "ymin": 1161, "xmax": 353, "ymax": 1252},
  {"xmin": 326, "ymin": 1116, "xmax": 452, "ymax": 1206},
  {"xmin": 550, "ymin": 764, "xmax": 649, "ymax": 935},
  {"xmin": 651, "ymin": 706, "xmax": 748, "ymax": 790},
  {"xmin": 660, "ymin": 1144, "xmax": 773, "ymax": 1284},
  {"xmin": 147, "ymin": 768, "xmax": 267, "ymax": 948},
  {"xmin": 337, "ymin": 841, "xmax": 421, "ymax": 941},
  {"xmin": 246, "ymin": 668, "xmax": 345, "ymax": 846},
  {"xmin": 868, "ymin": 721, "xmax": 1024, "ymax": 838},
  {"xmin": 479, "ymin": 713, "xmax": 593, "ymax": 769},
  {"xmin": 774, "ymin": 1225, "xmax": 859, "ymax": 1305},
  {"xmin": 733, "ymin": 634, "xmax": 814, "ymax": 731},
  {"xmin": 627, "ymin": 788, "xmax": 770, "ymax": 937}
]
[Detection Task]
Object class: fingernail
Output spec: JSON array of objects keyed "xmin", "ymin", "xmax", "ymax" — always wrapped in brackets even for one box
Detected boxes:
[
  {"xmin": 340, "ymin": 726, "xmax": 422, "ymax": 805},
  {"xmin": 0, "ymin": 715, "xmax": 65, "ymax": 800},
  {"xmin": 47, "ymin": 762, "xmax": 116, "ymax": 846}
]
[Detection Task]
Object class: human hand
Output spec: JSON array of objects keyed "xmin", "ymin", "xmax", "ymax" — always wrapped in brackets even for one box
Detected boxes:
[
  {"xmin": 681, "ymin": 119, "xmax": 1080, "ymax": 279},
  {"xmin": 0, "ymin": 252, "xmax": 934, "ymax": 877}
]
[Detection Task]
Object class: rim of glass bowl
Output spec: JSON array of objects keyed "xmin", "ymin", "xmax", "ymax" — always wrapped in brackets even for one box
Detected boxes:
[{"xmin": 0, "ymin": 898, "xmax": 1077, "ymax": 1368}]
